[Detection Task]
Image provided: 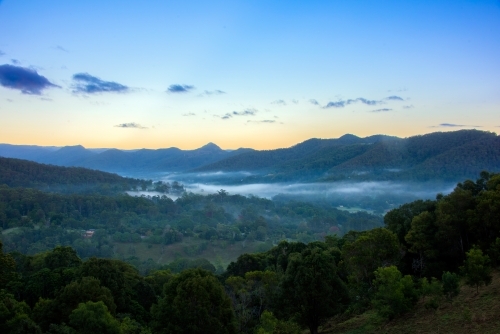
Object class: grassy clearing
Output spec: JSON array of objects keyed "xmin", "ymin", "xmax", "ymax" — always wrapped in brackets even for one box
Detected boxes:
[
  {"xmin": 113, "ymin": 237, "xmax": 273, "ymax": 268},
  {"xmin": 320, "ymin": 270, "xmax": 500, "ymax": 334}
]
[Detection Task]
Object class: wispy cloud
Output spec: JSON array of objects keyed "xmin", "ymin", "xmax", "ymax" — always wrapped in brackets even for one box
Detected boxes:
[
  {"xmin": 53, "ymin": 45, "xmax": 69, "ymax": 52},
  {"xmin": 309, "ymin": 99, "xmax": 319, "ymax": 105},
  {"xmin": 292, "ymin": 99, "xmax": 299, "ymax": 104},
  {"xmin": 114, "ymin": 122, "xmax": 148, "ymax": 129},
  {"xmin": 167, "ymin": 84, "xmax": 195, "ymax": 93},
  {"xmin": 324, "ymin": 97, "xmax": 391, "ymax": 109},
  {"xmin": 233, "ymin": 109, "xmax": 257, "ymax": 116},
  {"xmin": 430, "ymin": 123, "xmax": 482, "ymax": 128},
  {"xmin": 219, "ymin": 109, "xmax": 257, "ymax": 120},
  {"xmin": 72, "ymin": 73, "xmax": 128, "ymax": 94},
  {"xmin": 182, "ymin": 112, "xmax": 196, "ymax": 116},
  {"xmin": 324, "ymin": 98, "xmax": 375, "ymax": 108},
  {"xmin": 403, "ymin": 105, "xmax": 414, "ymax": 109},
  {"xmin": 10, "ymin": 59, "xmax": 20, "ymax": 65},
  {"xmin": 0, "ymin": 50, "xmax": 5, "ymax": 56},
  {"xmin": 0, "ymin": 64, "xmax": 60, "ymax": 95},
  {"xmin": 385, "ymin": 95, "xmax": 404, "ymax": 101},
  {"xmin": 247, "ymin": 120, "xmax": 276, "ymax": 124},
  {"xmin": 324, "ymin": 101, "xmax": 346, "ymax": 108},
  {"xmin": 371, "ymin": 108, "xmax": 393, "ymax": 112},
  {"xmin": 202, "ymin": 89, "xmax": 225, "ymax": 96},
  {"xmin": 272, "ymin": 99, "xmax": 286, "ymax": 105}
]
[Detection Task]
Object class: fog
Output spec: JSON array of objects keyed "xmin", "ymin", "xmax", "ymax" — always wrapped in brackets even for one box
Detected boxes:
[{"xmin": 140, "ymin": 171, "xmax": 457, "ymax": 213}]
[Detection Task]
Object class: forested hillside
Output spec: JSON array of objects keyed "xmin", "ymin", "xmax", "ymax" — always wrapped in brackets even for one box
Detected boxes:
[
  {"xmin": 200, "ymin": 130, "xmax": 500, "ymax": 183},
  {"xmin": 1, "ymin": 172, "xmax": 499, "ymax": 333},
  {"xmin": 0, "ymin": 157, "xmax": 150, "ymax": 194}
]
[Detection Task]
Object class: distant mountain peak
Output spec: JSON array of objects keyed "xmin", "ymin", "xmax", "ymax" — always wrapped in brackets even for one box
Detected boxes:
[
  {"xmin": 338, "ymin": 134, "xmax": 360, "ymax": 140},
  {"xmin": 199, "ymin": 142, "xmax": 222, "ymax": 151}
]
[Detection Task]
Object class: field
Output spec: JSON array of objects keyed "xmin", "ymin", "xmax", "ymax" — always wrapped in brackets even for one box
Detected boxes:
[{"xmin": 112, "ymin": 237, "xmax": 274, "ymax": 269}]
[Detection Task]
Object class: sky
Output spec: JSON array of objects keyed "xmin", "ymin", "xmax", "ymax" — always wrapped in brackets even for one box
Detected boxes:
[{"xmin": 0, "ymin": 0, "xmax": 499, "ymax": 150}]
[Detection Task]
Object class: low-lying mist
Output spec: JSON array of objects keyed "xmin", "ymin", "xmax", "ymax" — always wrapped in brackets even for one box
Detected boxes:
[{"xmin": 140, "ymin": 171, "xmax": 457, "ymax": 214}]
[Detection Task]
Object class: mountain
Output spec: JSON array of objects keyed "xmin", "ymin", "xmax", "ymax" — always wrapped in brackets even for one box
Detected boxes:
[
  {"xmin": 1, "ymin": 130, "xmax": 498, "ymax": 183},
  {"xmin": 0, "ymin": 142, "xmax": 254, "ymax": 173},
  {"xmin": 195, "ymin": 130, "xmax": 500, "ymax": 183},
  {"xmin": 193, "ymin": 134, "xmax": 398, "ymax": 172}
]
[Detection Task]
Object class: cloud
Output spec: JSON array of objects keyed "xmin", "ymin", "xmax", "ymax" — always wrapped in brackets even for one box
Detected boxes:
[
  {"xmin": 324, "ymin": 101, "xmax": 346, "ymax": 108},
  {"xmin": 202, "ymin": 89, "xmax": 225, "ymax": 95},
  {"xmin": 219, "ymin": 109, "xmax": 258, "ymax": 119},
  {"xmin": 354, "ymin": 97, "xmax": 380, "ymax": 106},
  {"xmin": 271, "ymin": 99, "xmax": 286, "ymax": 105},
  {"xmin": 167, "ymin": 84, "xmax": 194, "ymax": 93},
  {"xmin": 292, "ymin": 99, "xmax": 299, "ymax": 104},
  {"xmin": 114, "ymin": 122, "xmax": 147, "ymax": 129},
  {"xmin": 72, "ymin": 73, "xmax": 128, "ymax": 94},
  {"xmin": 309, "ymin": 99, "xmax": 319, "ymax": 105},
  {"xmin": 0, "ymin": 64, "xmax": 60, "ymax": 95},
  {"xmin": 403, "ymin": 105, "xmax": 414, "ymax": 109},
  {"xmin": 233, "ymin": 109, "xmax": 257, "ymax": 116},
  {"xmin": 53, "ymin": 45, "xmax": 69, "ymax": 52},
  {"xmin": 324, "ymin": 97, "xmax": 383, "ymax": 108},
  {"xmin": 430, "ymin": 123, "xmax": 482, "ymax": 128},
  {"xmin": 247, "ymin": 120, "xmax": 276, "ymax": 124},
  {"xmin": 182, "ymin": 113, "xmax": 196, "ymax": 116},
  {"xmin": 385, "ymin": 95, "xmax": 404, "ymax": 101},
  {"xmin": 370, "ymin": 108, "xmax": 393, "ymax": 112},
  {"xmin": 0, "ymin": 50, "xmax": 5, "ymax": 56},
  {"xmin": 10, "ymin": 59, "xmax": 20, "ymax": 65}
]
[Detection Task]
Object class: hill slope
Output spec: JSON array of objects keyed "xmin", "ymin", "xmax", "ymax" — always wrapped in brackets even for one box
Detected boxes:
[
  {"xmin": 323, "ymin": 270, "xmax": 500, "ymax": 334},
  {"xmin": 198, "ymin": 130, "xmax": 500, "ymax": 183},
  {"xmin": 0, "ymin": 157, "xmax": 148, "ymax": 193}
]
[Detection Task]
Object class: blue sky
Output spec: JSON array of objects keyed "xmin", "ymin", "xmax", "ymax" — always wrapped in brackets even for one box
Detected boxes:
[{"xmin": 0, "ymin": 0, "xmax": 499, "ymax": 149}]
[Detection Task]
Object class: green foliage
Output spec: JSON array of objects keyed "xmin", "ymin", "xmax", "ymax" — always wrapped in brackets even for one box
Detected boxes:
[
  {"xmin": 255, "ymin": 310, "xmax": 301, "ymax": 334},
  {"xmin": 442, "ymin": 271, "xmax": 460, "ymax": 300},
  {"xmin": 32, "ymin": 276, "xmax": 116, "ymax": 331},
  {"xmin": 151, "ymin": 268, "xmax": 237, "ymax": 334},
  {"xmin": 0, "ymin": 240, "xmax": 16, "ymax": 289},
  {"xmin": 372, "ymin": 266, "xmax": 418, "ymax": 320},
  {"xmin": 68, "ymin": 301, "xmax": 121, "ymax": 334},
  {"xmin": 341, "ymin": 228, "xmax": 400, "ymax": 308},
  {"xmin": 461, "ymin": 246, "xmax": 492, "ymax": 293},
  {"xmin": 0, "ymin": 290, "xmax": 41, "ymax": 333},
  {"xmin": 278, "ymin": 247, "xmax": 348, "ymax": 334},
  {"xmin": 420, "ymin": 277, "xmax": 443, "ymax": 309}
]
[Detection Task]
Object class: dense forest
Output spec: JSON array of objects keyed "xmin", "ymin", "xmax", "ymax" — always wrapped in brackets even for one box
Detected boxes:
[
  {"xmin": 0, "ymin": 157, "xmax": 151, "ymax": 194},
  {"xmin": 1, "ymin": 171, "xmax": 499, "ymax": 333},
  {"xmin": 200, "ymin": 130, "xmax": 500, "ymax": 183}
]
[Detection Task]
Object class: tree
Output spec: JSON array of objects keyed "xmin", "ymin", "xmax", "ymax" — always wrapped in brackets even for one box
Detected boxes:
[
  {"xmin": 151, "ymin": 268, "xmax": 236, "ymax": 334},
  {"xmin": 278, "ymin": 247, "xmax": 348, "ymax": 334},
  {"xmin": 405, "ymin": 211, "xmax": 438, "ymax": 276},
  {"xmin": 461, "ymin": 246, "xmax": 492, "ymax": 294},
  {"xmin": 68, "ymin": 301, "xmax": 120, "ymax": 334},
  {"xmin": 0, "ymin": 240, "xmax": 16, "ymax": 289},
  {"xmin": 442, "ymin": 271, "xmax": 460, "ymax": 300},
  {"xmin": 372, "ymin": 266, "xmax": 418, "ymax": 319}
]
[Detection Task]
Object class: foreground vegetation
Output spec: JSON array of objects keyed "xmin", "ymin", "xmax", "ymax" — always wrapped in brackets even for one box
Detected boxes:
[{"xmin": 0, "ymin": 170, "xmax": 499, "ymax": 333}]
